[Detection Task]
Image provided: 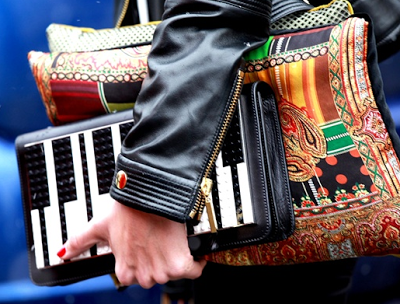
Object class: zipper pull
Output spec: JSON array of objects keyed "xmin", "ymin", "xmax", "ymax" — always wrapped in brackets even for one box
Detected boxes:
[
  {"xmin": 201, "ymin": 177, "xmax": 218, "ymax": 233},
  {"xmin": 189, "ymin": 66, "xmax": 245, "ymax": 229}
]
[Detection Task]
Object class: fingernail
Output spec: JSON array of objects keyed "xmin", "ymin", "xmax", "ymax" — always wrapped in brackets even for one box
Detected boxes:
[{"xmin": 57, "ymin": 246, "xmax": 66, "ymax": 258}]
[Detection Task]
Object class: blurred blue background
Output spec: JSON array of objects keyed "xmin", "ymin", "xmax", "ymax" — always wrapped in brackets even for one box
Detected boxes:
[
  {"xmin": 0, "ymin": 1, "xmax": 162, "ymax": 303},
  {"xmin": 0, "ymin": 0, "xmax": 400, "ymax": 303}
]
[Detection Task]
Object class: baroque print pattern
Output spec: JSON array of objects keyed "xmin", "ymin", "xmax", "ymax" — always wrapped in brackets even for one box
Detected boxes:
[
  {"xmin": 29, "ymin": 46, "xmax": 151, "ymax": 125},
  {"xmin": 329, "ymin": 18, "xmax": 400, "ymax": 199},
  {"xmin": 49, "ymin": 47, "xmax": 150, "ymax": 84},
  {"xmin": 278, "ymin": 98, "xmax": 327, "ymax": 183},
  {"xmin": 206, "ymin": 17, "xmax": 400, "ymax": 266}
]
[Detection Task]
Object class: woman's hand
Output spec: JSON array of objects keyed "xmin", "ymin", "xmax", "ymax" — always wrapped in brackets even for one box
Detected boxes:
[{"xmin": 58, "ymin": 200, "xmax": 207, "ymax": 288}]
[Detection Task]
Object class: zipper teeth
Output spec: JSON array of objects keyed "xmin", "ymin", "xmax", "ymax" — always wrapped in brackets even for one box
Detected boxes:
[
  {"xmin": 115, "ymin": 0, "xmax": 130, "ymax": 28},
  {"xmin": 203, "ymin": 69, "xmax": 245, "ymax": 178},
  {"xmin": 190, "ymin": 69, "xmax": 245, "ymax": 219}
]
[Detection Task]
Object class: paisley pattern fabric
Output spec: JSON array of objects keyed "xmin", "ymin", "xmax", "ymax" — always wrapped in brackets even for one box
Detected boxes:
[
  {"xmin": 205, "ymin": 17, "xmax": 400, "ymax": 266},
  {"xmin": 28, "ymin": 46, "xmax": 151, "ymax": 125}
]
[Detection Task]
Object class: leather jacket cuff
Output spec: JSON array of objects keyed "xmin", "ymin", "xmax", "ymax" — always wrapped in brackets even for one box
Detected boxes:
[
  {"xmin": 111, "ymin": 0, "xmax": 272, "ymax": 222},
  {"xmin": 110, "ymin": 154, "xmax": 197, "ymax": 222}
]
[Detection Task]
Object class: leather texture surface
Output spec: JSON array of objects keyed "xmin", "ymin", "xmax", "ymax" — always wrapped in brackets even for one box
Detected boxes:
[
  {"xmin": 271, "ymin": 0, "xmax": 312, "ymax": 23},
  {"xmin": 188, "ymin": 81, "xmax": 294, "ymax": 256},
  {"xmin": 110, "ymin": 0, "xmax": 273, "ymax": 222}
]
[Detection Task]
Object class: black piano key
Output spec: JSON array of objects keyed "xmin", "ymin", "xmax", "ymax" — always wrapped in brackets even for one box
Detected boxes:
[
  {"xmin": 221, "ymin": 110, "xmax": 244, "ymax": 167},
  {"xmin": 221, "ymin": 109, "xmax": 245, "ymax": 225},
  {"xmin": 25, "ymin": 143, "xmax": 50, "ymax": 210},
  {"xmin": 52, "ymin": 137, "xmax": 77, "ymax": 204},
  {"xmin": 79, "ymin": 134, "xmax": 93, "ymax": 222},
  {"xmin": 24, "ymin": 143, "xmax": 50, "ymax": 267},
  {"xmin": 39, "ymin": 209, "xmax": 50, "ymax": 267},
  {"xmin": 230, "ymin": 165, "xmax": 244, "ymax": 225},
  {"xmin": 92, "ymin": 127, "xmax": 115, "ymax": 195},
  {"xmin": 120, "ymin": 121, "xmax": 134, "ymax": 142},
  {"xmin": 79, "ymin": 134, "xmax": 97, "ymax": 257},
  {"xmin": 52, "ymin": 137, "xmax": 76, "ymax": 244},
  {"xmin": 210, "ymin": 167, "xmax": 223, "ymax": 229}
]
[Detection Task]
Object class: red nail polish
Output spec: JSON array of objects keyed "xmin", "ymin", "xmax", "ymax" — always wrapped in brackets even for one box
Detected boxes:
[{"xmin": 57, "ymin": 246, "xmax": 66, "ymax": 258}]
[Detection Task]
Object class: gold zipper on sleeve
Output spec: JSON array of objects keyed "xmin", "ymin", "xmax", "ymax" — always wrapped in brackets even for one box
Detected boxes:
[
  {"xmin": 115, "ymin": 0, "xmax": 130, "ymax": 28},
  {"xmin": 189, "ymin": 68, "xmax": 245, "ymax": 232}
]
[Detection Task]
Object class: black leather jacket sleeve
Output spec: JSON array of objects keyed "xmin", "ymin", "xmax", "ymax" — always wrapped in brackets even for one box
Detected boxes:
[{"xmin": 109, "ymin": 0, "xmax": 272, "ymax": 223}]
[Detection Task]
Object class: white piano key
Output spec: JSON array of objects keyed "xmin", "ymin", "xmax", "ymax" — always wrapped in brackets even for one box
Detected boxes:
[
  {"xmin": 111, "ymin": 124, "xmax": 122, "ymax": 162},
  {"xmin": 193, "ymin": 205, "xmax": 211, "ymax": 234},
  {"xmin": 237, "ymin": 162, "xmax": 254, "ymax": 224},
  {"xmin": 84, "ymin": 129, "xmax": 113, "ymax": 256},
  {"xmin": 93, "ymin": 193, "xmax": 112, "ymax": 256},
  {"xmin": 64, "ymin": 134, "xmax": 91, "ymax": 260},
  {"xmin": 31, "ymin": 209, "xmax": 45, "ymax": 269},
  {"xmin": 215, "ymin": 153, "xmax": 238, "ymax": 228},
  {"xmin": 43, "ymin": 140, "xmax": 64, "ymax": 267}
]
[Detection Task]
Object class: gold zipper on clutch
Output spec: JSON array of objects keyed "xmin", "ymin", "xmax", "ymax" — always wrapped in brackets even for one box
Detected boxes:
[
  {"xmin": 115, "ymin": 0, "xmax": 130, "ymax": 28},
  {"xmin": 189, "ymin": 68, "xmax": 245, "ymax": 232}
]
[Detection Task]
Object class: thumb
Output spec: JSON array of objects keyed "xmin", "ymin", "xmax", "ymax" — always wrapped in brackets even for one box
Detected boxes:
[{"xmin": 57, "ymin": 218, "xmax": 108, "ymax": 260}]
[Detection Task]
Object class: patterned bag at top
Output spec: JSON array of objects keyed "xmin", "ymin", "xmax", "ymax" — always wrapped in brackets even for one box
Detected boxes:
[
  {"xmin": 205, "ymin": 15, "xmax": 400, "ymax": 266},
  {"xmin": 28, "ymin": 45, "xmax": 151, "ymax": 125},
  {"xmin": 28, "ymin": 21, "xmax": 158, "ymax": 126},
  {"xmin": 29, "ymin": 0, "xmax": 351, "ymax": 126}
]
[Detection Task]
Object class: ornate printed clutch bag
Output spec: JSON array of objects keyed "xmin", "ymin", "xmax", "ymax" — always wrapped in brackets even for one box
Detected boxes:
[{"xmin": 206, "ymin": 16, "xmax": 400, "ymax": 266}]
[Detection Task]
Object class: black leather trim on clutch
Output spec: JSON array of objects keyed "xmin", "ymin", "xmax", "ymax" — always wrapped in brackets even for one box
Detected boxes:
[{"xmin": 188, "ymin": 81, "xmax": 295, "ymax": 256}]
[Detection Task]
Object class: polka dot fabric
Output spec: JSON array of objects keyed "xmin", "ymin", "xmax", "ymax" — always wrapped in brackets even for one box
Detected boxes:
[
  {"xmin": 271, "ymin": 0, "xmax": 353, "ymax": 31},
  {"xmin": 46, "ymin": 21, "xmax": 159, "ymax": 53}
]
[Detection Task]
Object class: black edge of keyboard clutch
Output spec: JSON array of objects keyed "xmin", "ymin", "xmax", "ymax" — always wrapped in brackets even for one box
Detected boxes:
[
  {"xmin": 15, "ymin": 111, "xmax": 133, "ymax": 286},
  {"xmin": 188, "ymin": 81, "xmax": 295, "ymax": 256}
]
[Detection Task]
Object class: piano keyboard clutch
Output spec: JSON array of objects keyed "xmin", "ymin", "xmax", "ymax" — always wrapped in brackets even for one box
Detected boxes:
[
  {"xmin": 16, "ymin": 82, "xmax": 293, "ymax": 285},
  {"xmin": 17, "ymin": 112, "xmax": 134, "ymax": 270},
  {"xmin": 16, "ymin": 107, "xmax": 256, "ymax": 269}
]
